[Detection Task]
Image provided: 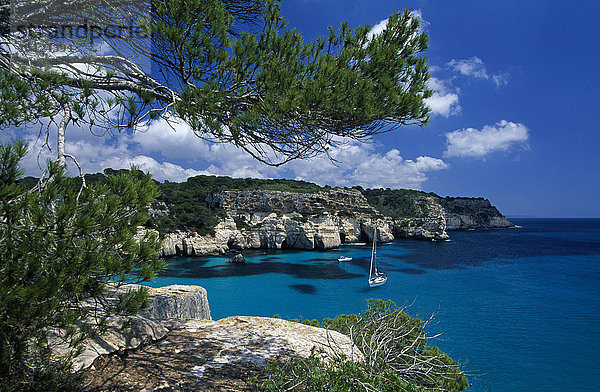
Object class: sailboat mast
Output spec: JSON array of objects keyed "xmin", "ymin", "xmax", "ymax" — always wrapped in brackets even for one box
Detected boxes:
[
  {"xmin": 370, "ymin": 226, "xmax": 377, "ymax": 277},
  {"xmin": 368, "ymin": 225, "xmax": 387, "ymax": 287},
  {"xmin": 373, "ymin": 226, "xmax": 378, "ymax": 274}
]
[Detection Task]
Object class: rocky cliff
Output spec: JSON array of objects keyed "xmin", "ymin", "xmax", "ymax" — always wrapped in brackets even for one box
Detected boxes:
[
  {"xmin": 158, "ymin": 188, "xmax": 511, "ymax": 257},
  {"xmin": 392, "ymin": 195, "xmax": 449, "ymax": 241},
  {"xmin": 161, "ymin": 189, "xmax": 400, "ymax": 257},
  {"xmin": 440, "ymin": 197, "xmax": 513, "ymax": 230}
]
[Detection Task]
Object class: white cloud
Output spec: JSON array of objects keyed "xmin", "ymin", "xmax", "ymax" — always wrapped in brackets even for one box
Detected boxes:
[
  {"xmin": 132, "ymin": 116, "xmax": 211, "ymax": 159},
  {"xmin": 424, "ymin": 76, "xmax": 461, "ymax": 117},
  {"xmin": 425, "ymin": 93, "xmax": 460, "ymax": 117},
  {"xmin": 448, "ymin": 57, "xmax": 508, "ymax": 87},
  {"xmin": 347, "ymin": 151, "xmax": 448, "ymax": 189},
  {"xmin": 367, "ymin": 18, "xmax": 389, "ymax": 40},
  {"xmin": 101, "ymin": 155, "xmax": 209, "ymax": 182},
  {"xmin": 0, "ymin": 119, "xmax": 209, "ymax": 182},
  {"xmin": 129, "ymin": 119, "xmax": 449, "ymax": 189},
  {"xmin": 443, "ymin": 120, "xmax": 529, "ymax": 158},
  {"xmin": 4, "ymin": 114, "xmax": 448, "ymax": 190},
  {"xmin": 285, "ymin": 140, "xmax": 448, "ymax": 189},
  {"xmin": 367, "ymin": 9, "xmax": 428, "ymax": 41},
  {"xmin": 409, "ymin": 10, "xmax": 430, "ymax": 30}
]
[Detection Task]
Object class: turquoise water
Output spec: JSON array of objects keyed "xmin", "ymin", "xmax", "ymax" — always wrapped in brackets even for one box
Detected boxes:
[{"xmin": 148, "ymin": 219, "xmax": 600, "ymax": 391}]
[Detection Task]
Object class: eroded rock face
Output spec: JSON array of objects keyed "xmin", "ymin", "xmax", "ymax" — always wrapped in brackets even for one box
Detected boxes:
[
  {"xmin": 161, "ymin": 189, "xmax": 395, "ymax": 256},
  {"xmin": 207, "ymin": 189, "xmax": 377, "ymax": 216},
  {"xmin": 158, "ymin": 189, "xmax": 512, "ymax": 256},
  {"xmin": 392, "ymin": 196, "xmax": 449, "ymax": 241},
  {"xmin": 181, "ymin": 316, "xmax": 363, "ymax": 368},
  {"xmin": 141, "ymin": 284, "xmax": 212, "ymax": 322},
  {"xmin": 52, "ymin": 315, "xmax": 169, "ymax": 370}
]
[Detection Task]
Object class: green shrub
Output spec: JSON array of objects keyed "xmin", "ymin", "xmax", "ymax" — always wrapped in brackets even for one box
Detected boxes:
[
  {"xmin": 234, "ymin": 216, "xmax": 252, "ymax": 231},
  {"xmin": 260, "ymin": 299, "xmax": 468, "ymax": 392},
  {"xmin": 291, "ymin": 216, "xmax": 309, "ymax": 224}
]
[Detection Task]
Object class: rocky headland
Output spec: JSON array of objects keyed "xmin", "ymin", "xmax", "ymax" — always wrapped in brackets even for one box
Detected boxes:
[
  {"xmin": 440, "ymin": 197, "xmax": 514, "ymax": 230},
  {"xmin": 157, "ymin": 187, "xmax": 512, "ymax": 257}
]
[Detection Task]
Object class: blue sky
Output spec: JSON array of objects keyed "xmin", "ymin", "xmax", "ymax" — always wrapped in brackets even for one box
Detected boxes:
[
  {"xmin": 284, "ymin": 0, "xmax": 600, "ymax": 218},
  {"xmin": 6, "ymin": 1, "xmax": 600, "ymax": 217}
]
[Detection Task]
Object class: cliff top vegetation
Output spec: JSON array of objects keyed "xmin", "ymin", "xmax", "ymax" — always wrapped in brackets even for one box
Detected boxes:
[{"xmin": 22, "ymin": 171, "xmax": 445, "ymax": 235}]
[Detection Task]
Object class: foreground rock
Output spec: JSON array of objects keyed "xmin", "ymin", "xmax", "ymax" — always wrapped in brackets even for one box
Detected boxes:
[
  {"xmin": 85, "ymin": 316, "xmax": 362, "ymax": 391},
  {"xmin": 141, "ymin": 284, "xmax": 212, "ymax": 322},
  {"xmin": 52, "ymin": 285, "xmax": 211, "ymax": 370},
  {"xmin": 60, "ymin": 284, "xmax": 362, "ymax": 391}
]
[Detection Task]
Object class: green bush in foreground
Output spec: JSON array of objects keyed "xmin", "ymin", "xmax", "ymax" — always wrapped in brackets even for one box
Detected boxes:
[
  {"xmin": 261, "ymin": 299, "xmax": 469, "ymax": 392},
  {"xmin": 0, "ymin": 142, "xmax": 163, "ymax": 391}
]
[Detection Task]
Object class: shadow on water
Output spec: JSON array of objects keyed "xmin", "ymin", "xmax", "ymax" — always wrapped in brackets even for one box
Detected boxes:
[
  {"xmin": 290, "ymin": 284, "xmax": 317, "ymax": 294},
  {"xmin": 262, "ymin": 256, "xmax": 284, "ymax": 261},
  {"xmin": 391, "ymin": 268, "xmax": 427, "ymax": 275},
  {"xmin": 159, "ymin": 260, "xmax": 363, "ymax": 280},
  {"xmin": 307, "ymin": 257, "xmax": 338, "ymax": 263},
  {"xmin": 357, "ymin": 285, "xmax": 386, "ymax": 294}
]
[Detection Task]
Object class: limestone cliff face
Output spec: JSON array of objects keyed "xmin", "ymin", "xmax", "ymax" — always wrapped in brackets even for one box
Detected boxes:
[
  {"xmin": 206, "ymin": 189, "xmax": 378, "ymax": 216},
  {"xmin": 392, "ymin": 195, "xmax": 449, "ymax": 241},
  {"xmin": 159, "ymin": 189, "xmax": 511, "ymax": 256},
  {"xmin": 162, "ymin": 189, "xmax": 396, "ymax": 257},
  {"xmin": 141, "ymin": 284, "xmax": 211, "ymax": 322},
  {"xmin": 440, "ymin": 197, "xmax": 513, "ymax": 230}
]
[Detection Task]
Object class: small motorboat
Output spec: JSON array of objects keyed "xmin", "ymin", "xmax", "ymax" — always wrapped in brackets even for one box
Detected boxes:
[{"xmin": 337, "ymin": 256, "xmax": 352, "ymax": 262}]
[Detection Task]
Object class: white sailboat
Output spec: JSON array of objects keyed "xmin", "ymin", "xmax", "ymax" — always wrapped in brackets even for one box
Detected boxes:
[{"xmin": 368, "ymin": 226, "xmax": 387, "ymax": 287}]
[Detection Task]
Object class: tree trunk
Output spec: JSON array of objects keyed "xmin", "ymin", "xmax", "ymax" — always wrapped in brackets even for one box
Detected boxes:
[{"xmin": 57, "ymin": 110, "xmax": 70, "ymax": 167}]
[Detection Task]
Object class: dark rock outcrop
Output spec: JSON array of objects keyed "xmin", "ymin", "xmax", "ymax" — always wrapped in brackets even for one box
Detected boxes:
[
  {"xmin": 229, "ymin": 253, "xmax": 246, "ymax": 263},
  {"xmin": 440, "ymin": 197, "xmax": 513, "ymax": 230}
]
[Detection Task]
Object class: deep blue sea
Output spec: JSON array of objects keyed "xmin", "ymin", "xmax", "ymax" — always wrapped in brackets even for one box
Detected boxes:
[{"xmin": 147, "ymin": 219, "xmax": 600, "ymax": 391}]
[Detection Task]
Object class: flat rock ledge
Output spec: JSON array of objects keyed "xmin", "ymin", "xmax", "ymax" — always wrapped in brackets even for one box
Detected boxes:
[{"xmin": 84, "ymin": 316, "xmax": 362, "ymax": 391}]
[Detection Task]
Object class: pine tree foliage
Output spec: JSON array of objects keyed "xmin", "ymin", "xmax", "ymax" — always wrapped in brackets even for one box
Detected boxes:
[
  {"xmin": 0, "ymin": 142, "xmax": 163, "ymax": 390},
  {"xmin": 0, "ymin": 0, "xmax": 432, "ymax": 165}
]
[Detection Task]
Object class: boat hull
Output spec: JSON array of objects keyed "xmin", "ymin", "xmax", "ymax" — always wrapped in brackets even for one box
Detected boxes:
[{"xmin": 368, "ymin": 276, "xmax": 387, "ymax": 287}]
